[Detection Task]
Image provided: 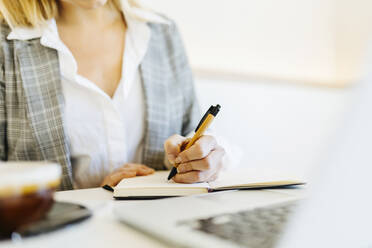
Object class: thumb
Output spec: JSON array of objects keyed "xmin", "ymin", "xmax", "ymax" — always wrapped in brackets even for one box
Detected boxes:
[{"xmin": 164, "ymin": 134, "xmax": 188, "ymax": 163}]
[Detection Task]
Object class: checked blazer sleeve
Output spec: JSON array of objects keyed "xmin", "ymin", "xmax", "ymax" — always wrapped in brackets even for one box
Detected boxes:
[{"xmin": 141, "ymin": 20, "xmax": 201, "ymax": 170}]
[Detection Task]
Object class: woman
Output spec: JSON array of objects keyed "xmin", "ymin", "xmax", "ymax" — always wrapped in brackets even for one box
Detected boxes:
[{"xmin": 0, "ymin": 0, "xmax": 226, "ymax": 190}]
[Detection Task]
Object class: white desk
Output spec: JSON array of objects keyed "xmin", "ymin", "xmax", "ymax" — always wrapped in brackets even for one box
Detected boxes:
[{"xmin": 0, "ymin": 187, "xmax": 306, "ymax": 248}]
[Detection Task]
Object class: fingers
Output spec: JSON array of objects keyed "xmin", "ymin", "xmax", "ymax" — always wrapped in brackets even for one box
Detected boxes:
[
  {"xmin": 177, "ymin": 146, "xmax": 225, "ymax": 173},
  {"xmin": 173, "ymin": 162, "xmax": 223, "ymax": 184},
  {"xmin": 164, "ymin": 134, "xmax": 188, "ymax": 163},
  {"xmin": 136, "ymin": 164, "xmax": 155, "ymax": 176},
  {"xmin": 175, "ymin": 135, "xmax": 217, "ymax": 163},
  {"xmin": 101, "ymin": 169, "xmax": 137, "ymax": 187},
  {"xmin": 173, "ymin": 170, "xmax": 210, "ymax": 184},
  {"xmin": 172, "ymin": 166, "xmax": 221, "ymax": 183},
  {"xmin": 165, "ymin": 134, "xmax": 225, "ymax": 183},
  {"xmin": 101, "ymin": 164, "xmax": 155, "ymax": 187},
  {"xmin": 120, "ymin": 164, "xmax": 155, "ymax": 176},
  {"xmin": 174, "ymin": 146, "xmax": 225, "ymax": 183}
]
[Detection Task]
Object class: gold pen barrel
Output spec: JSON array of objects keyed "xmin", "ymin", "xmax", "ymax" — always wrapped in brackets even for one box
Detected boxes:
[{"xmin": 184, "ymin": 114, "xmax": 215, "ymax": 150}]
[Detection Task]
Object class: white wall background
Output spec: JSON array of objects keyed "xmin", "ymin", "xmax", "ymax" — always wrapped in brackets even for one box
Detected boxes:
[
  {"xmin": 143, "ymin": 0, "xmax": 372, "ymax": 86},
  {"xmin": 195, "ymin": 77, "xmax": 351, "ymax": 178}
]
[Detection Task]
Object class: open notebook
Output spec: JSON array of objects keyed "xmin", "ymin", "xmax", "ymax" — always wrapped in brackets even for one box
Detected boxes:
[{"xmin": 113, "ymin": 170, "xmax": 305, "ymax": 199}]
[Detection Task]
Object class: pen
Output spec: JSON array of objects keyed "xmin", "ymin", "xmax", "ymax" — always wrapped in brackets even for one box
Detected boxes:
[{"xmin": 167, "ymin": 104, "xmax": 221, "ymax": 180}]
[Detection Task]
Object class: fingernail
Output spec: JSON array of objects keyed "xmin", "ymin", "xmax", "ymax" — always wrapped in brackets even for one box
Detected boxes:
[
  {"xmin": 177, "ymin": 166, "xmax": 183, "ymax": 173},
  {"xmin": 175, "ymin": 157, "xmax": 182, "ymax": 164}
]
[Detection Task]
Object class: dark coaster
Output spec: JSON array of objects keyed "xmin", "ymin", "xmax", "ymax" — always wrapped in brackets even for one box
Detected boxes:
[{"xmin": 11, "ymin": 201, "xmax": 92, "ymax": 238}]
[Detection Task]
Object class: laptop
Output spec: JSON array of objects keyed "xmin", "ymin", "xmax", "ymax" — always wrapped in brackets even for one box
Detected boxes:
[{"xmin": 114, "ymin": 74, "xmax": 372, "ymax": 248}]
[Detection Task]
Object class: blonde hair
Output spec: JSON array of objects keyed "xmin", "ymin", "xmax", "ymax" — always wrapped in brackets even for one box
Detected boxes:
[{"xmin": 0, "ymin": 0, "xmax": 141, "ymax": 28}]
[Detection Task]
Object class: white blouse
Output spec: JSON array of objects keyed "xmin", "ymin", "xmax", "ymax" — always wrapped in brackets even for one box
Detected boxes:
[{"xmin": 8, "ymin": 6, "xmax": 170, "ymax": 188}]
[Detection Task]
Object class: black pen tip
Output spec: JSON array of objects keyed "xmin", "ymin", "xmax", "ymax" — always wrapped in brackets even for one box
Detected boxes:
[{"xmin": 167, "ymin": 167, "xmax": 177, "ymax": 180}]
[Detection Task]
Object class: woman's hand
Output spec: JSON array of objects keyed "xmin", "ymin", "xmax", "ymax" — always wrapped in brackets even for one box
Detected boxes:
[
  {"xmin": 164, "ymin": 134, "xmax": 225, "ymax": 183},
  {"xmin": 100, "ymin": 163, "xmax": 155, "ymax": 187}
]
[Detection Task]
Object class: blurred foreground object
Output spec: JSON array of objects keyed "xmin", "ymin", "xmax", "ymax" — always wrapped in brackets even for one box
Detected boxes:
[
  {"xmin": 277, "ymin": 43, "xmax": 372, "ymax": 248},
  {"xmin": 0, "ymin": 162, "xmax": 61, "ymax": 238}
]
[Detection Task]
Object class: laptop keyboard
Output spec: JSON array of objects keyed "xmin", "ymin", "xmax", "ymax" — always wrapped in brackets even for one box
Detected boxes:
[{"xmin": 180, "ymin": 202, "xmax": 297, "ymax": 248}]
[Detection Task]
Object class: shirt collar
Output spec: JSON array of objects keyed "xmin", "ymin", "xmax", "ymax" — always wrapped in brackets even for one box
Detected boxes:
[
  {"xmin": 6, "ymin": 1, "xmax": 157, "ymax": 98},
  {"xmin": 6, "ymin": 0, "xmax": 169, "ymax": 41},
  {"xmin": 7, "ymin": 22, "xmax": 48, "ymax": 41}
]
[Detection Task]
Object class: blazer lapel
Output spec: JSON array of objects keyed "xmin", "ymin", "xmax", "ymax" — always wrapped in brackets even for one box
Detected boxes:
[{"xmin": 14, "ymin": 39, "xmax": 73, "ymax": 190}]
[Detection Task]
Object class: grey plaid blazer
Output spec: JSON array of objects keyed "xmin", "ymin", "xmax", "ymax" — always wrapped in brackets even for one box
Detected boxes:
[{"xmin": 0, "ymin": 20, "xmax": 200, "ymax": 190}]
